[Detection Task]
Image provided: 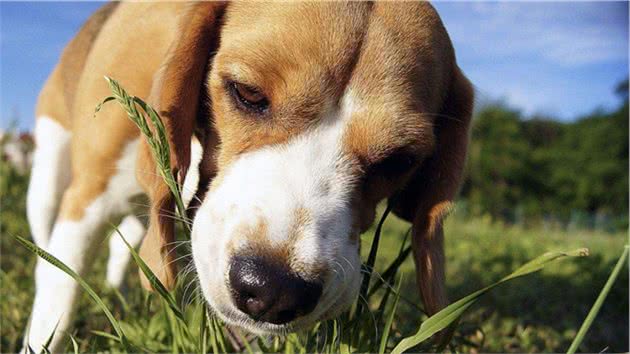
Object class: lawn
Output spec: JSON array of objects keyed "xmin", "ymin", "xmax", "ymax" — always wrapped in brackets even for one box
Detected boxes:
[{"xmin": 1, "ymin": 152, "xmax": 628, "ymax": 353}]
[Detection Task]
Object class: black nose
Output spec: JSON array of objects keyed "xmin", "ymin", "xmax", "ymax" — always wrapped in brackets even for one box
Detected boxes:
[{"xmin": 229, "ymin": 256, "xmax": 322, "ymax": 324}]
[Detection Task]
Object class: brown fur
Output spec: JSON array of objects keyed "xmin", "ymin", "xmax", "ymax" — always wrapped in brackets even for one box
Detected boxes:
[{"xmin": 39, "ymin": 2, "xmax": 473, "ymax": 317}]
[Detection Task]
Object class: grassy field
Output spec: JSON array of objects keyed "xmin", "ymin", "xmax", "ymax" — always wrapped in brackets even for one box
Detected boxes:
[{"xmin": 1, "ymin": 153, "xmax": 627, "ymax": 353}]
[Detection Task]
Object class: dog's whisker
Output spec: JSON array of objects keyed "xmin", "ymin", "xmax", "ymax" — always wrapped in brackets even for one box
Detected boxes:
[
  {"xmin": 164, "ymin": 239, "xmax": 191, "ymax": 247},
  {"xmin": 181, "ymin": 276, "xmax": 200, "ymax": 308},
  {"xmin": 331, "ymin": 260, "xmax": 347, "ymax": 283},
  {"xmin": 132, "ymin": 210, "xmax": 194, "ymax": 228},
  {"xmin": 156, "ymin": 251, "xmax": 192, "ymax": 274},
  {"xmin": 357, "ymin": 292, "xmax": 379, "ymax": 341},
  {"xmin": 161, "ymin": 241, "xmax": 192, "ymax": 258},
  {"xmin": 177, "ymin": 259, "xmax": 196, "ymax": 280},
  {"xmin": 154, "ymin": 213, "xmax": 194, "ymax": 227},
  {"xmin": 341, "ymin": 256, "xmax": 356, "ymax": 272},
  {"xmin": 185, "ymin": 281, "xmax": 203, "ymax": 308}
]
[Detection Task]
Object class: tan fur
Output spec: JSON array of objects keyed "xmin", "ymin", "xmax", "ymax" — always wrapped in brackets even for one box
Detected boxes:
[
  {"xmin": 39, "ymin": 1, "xmax": 472, "ymax": 318},
  {"xmin": 36, "ymin": 2, "xmax": 119, "ymax": 130}
]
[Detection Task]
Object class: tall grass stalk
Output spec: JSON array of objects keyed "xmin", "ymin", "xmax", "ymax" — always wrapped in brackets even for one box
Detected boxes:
[
  {"xmin": 567, "ymin": 245, "xmax": 629, "ymax": 354},
  {"xmin": 95, "ymin": 77, "xmax": 189, "ymax": 232},
  {"xmin": 13, "ymin": 235, "xmax": 131, "ymax": 351}
]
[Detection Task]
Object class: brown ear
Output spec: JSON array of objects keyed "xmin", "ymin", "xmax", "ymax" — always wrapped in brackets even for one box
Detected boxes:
[
  {"xmin": 393, "ymin": 67, "xmax": 474, "ymax": 315},
  {"xmin": 137, "ymin": 2, "xmax": 227, "ymax": 291}
]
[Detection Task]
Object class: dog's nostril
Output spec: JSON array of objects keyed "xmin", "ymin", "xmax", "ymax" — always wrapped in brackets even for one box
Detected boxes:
[
  {"xmin": 244, "ymin": 297, "xmax": 267, "ymax": 318},
  {"xmin": 229, "ymin": 256, "xmax": 322, "ymax": 325}
]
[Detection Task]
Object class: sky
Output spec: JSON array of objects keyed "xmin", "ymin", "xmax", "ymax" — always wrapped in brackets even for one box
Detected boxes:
[{"xmin": 1, "ymin": 1, "xmax": 628, "ymax": 131}]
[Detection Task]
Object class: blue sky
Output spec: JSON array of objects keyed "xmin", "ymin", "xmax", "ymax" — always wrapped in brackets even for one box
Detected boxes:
[{"xmin": 1, "ymin": 1, "xmax": 628, "ymax": 130}]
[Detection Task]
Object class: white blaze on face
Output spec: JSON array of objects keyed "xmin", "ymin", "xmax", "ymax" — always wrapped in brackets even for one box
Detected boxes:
[{"xmin": 192, "ymin": 92, "xmax": 364, "ymax": 332}]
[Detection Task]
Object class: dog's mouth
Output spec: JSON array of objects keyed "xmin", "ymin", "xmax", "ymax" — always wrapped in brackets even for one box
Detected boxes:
[{"xmin": 207, "ymin": 284, "xmax": 348, "ymax": 336}]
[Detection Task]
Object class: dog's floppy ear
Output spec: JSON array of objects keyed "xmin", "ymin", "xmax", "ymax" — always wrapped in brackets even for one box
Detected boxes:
[
  {"xmin": 393, "ymin": 67, "xmax": 474, "ymax": 315},
  {"xmin": 137, "ymin": 3, "xmax": 227, "ymax": 290}
]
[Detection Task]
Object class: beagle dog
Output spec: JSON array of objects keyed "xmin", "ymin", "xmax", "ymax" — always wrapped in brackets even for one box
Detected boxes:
[{"xmin": 25, "ymin": 2, "xmax": 473, "ymax": 352}]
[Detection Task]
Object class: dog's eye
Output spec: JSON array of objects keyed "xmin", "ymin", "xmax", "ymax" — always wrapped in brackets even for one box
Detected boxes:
[
  {"xmin": 228, "ymin": 81, "xmax": 269, "ymax": 114},
  {"xmin": 371, "ymin": 152, "xmax": 418, "ymax": 178}
]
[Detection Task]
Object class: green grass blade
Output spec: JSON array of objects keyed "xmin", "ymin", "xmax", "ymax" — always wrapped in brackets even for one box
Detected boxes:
[
  {"xmin": 131, "ymin": 97, "xmax": 189, "ymax": 228},
  {"xmin": 12, "ymin": 234, "xmax": 129, "ymax": 349},
  {"xmin": 368, "ymin": 245, "xmax": 411, "ymax": 297},
  {"xmin": 199, "ymin": 305, "xmax": 208, "ymax": 354},
  {"xmin": 391, "ymin": 248, "xmax": 589, "ymax": 354},
  {"xmin": 208, "ymin": 320, "xmax": 219, "ymax": 354},
  {"xmin": 350, "ymin": 201, "xmax": 395, "ymax": 341},
  {"xmin": 359, "ymin": 202, "xmax": 394, "ymax": 302},
  {"xmin": 379, "ymin": 275, "xmax": 402, "ymax": 354},
  {"xmin": 211, "ymin": 317, "xmax": 227, "ymax": 353},
  {"xmin": 111, "ymin": 224, "xmax": 185, "ymax": 321},
  {"xmin": 38, "ymin": 319, "xmax": 59, "ymax": 354},
  {"xmin": 90, "ymin": 330, "xmax": 121, "ymax": 342},
  {"xmin": 340, "ymin": 341, "xmax": 352, "ymax": 354},
  {"xmin": 110, "ymin": 286, "xmax": 130, "ymax": 314},
  {"xmin": 236, "ymin": 328, "xmax": 255, "ymax": 354},
  {"xmin": 68, "ymin": 334, "xmax": 79, "ymax": 354},
  {"xmin": 257, "ymin": 337, "xmax": 272, "ymax": 353},
  {"xmin": 96, "ymin": 76, "xmax": 190, "ymax": 233},
  {"xmin": 567, "ymin": 245, "xmax": 629, "ymax": 354},
  {"xmin": 93, "ymin": 96, "xmax": 116, "ymax": 117}
]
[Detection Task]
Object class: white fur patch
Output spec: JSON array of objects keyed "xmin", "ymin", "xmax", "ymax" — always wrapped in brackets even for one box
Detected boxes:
[
  {"xmin": 192, "ymin": 91, "xmax": 364, "ymax": 333},
  {"xmin": 25, "ymin": 139, "xmax": 143, "ymax": 352},
  {"xmin": 106, "ymin": 215, "xmax": 145, "ymax": 288},
  {"xmin": 26, "ymin": 117, "xmax": 72, "ymax": 249}
]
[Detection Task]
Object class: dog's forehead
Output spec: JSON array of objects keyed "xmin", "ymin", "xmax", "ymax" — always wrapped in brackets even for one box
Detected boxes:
[
  {"xmin": 218, "ymin": 3, "xmax": 371, "ymax": 95},
  {"xmin": 212, "ymin": 2, "xmax": 450, "ymax": 163}
]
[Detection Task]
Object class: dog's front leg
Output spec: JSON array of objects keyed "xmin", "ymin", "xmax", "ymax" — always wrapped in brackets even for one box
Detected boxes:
[{"xmin": 24, "ymin": 165, "xmax": 140, "ymax": 353}]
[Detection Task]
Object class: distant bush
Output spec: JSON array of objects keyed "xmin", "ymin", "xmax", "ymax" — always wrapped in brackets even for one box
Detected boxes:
[{"xmin": 461, "ymin": 79, "xmax": 629, "ymax": 231}]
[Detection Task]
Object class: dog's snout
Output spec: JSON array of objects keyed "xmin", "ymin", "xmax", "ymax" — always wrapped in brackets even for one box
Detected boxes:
[{"xmin": 229, "ymin": 256, "xmax": 322, "ymax": 324}]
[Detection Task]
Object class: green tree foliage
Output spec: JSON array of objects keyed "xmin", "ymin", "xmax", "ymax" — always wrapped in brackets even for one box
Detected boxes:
[{"xmin": 462, "ymin": 79, "xmax": 629, "ymax": 229}]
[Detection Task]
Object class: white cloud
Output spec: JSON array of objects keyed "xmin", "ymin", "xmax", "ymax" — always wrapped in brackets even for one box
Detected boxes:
[
  {"xmin": 431, "ymin": 1, "xmax": 628, "ymax": 120},
  {"xmin": 434, "ymin": 1, "xmax": 629, "ymax": 67}
]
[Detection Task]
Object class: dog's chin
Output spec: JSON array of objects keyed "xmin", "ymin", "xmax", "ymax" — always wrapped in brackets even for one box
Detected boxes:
[
  {"xmin": 208, "ymin": 302, "xmax": 344, "ymax": 336},
  {"xmin": 210, "ymin": 305, "xmax": 297, "ymax": 335}
]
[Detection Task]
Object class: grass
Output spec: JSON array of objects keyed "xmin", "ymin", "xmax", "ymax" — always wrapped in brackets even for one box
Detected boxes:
[
  {"xmin": 1, "ymin": 196, "xmax": 627, "ymax": 352},
  {"xmin": 1, "ymin": 79, "xmax": 628, "ymax": 352}
]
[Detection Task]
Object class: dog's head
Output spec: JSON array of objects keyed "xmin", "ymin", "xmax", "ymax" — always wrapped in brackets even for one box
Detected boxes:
[{"xmin": 138, "ymin": 2, "xmax": 473, "ymax": 334}]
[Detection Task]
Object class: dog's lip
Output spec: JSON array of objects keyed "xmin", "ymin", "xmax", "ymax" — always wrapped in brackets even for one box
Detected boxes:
[
  {"xmin": 212, "ymin": 304, "xmax": 297, "ymax": 335},
  {"xmin": 209, "ymin": 290, "xmax": 341, "ymax": 335}
]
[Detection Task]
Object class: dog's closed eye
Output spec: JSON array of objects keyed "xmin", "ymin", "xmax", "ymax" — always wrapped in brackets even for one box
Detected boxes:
[
  {"xmin": 228, "ymin": 81, "xmax": 270, "ymax": 114},
  {"xmin": 370, "ymin": 151, "xmax": 419, "ymax": 179}
]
